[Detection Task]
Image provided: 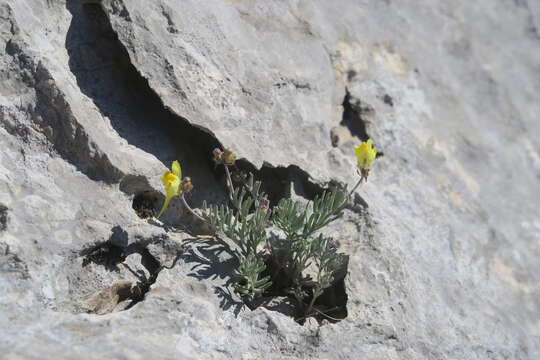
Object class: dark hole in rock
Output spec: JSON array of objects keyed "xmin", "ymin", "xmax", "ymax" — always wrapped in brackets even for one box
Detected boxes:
[
  {"xmin": 340, "ymin": 90, "xmax": 370, "ymax": 141},
  {"xmin": 81, "ymin": 244, "xmax": 164, "ymax": 314},
  {"xmin": 119, "ymin": 175, "xmax": 152, "ymax": 196},
  {"xmin": 123, "ymin": 247, "xmax": 162, "ymax": 310},
  {"xmin": 383, "ymin": 94, "xmax": 394, "ymax": 107},
  {"xmin": 234, "ymin": 160, "xmax": 326, "ymax": 207},
  {"xmin": 312, "ymin": 264, "xmax": 349, "ymax": 323},
  {"xmin": 138, "ymin": 247, "xmax": 161, "ymax": 275},
  {"xmin": 0, "ymin": 204, "xmax": 8, "ymax": 232},
  {"xmin": 331, "ymin": 90, "xmax": 385, "ymax": 161},
  {"xmin": 331, "ymin": 90, "xmax": 372, "ymax": 148},
  {"xmin": 81, "ymin": 241, "xmax": 125, "ymax": 270},
  {"xmin": 132, "ymin": 190, "xmax": 162, "ymax": 219}
]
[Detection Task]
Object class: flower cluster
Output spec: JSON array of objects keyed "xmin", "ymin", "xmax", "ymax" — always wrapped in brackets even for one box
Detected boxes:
[{"xmin": 212, "ymin": 148, "xmax": 236, "ymax": 165}]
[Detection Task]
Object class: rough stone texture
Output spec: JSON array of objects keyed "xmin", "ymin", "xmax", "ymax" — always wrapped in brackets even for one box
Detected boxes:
[{"xmin": 1, "ymin": 0, "xmax": 539, "ymax": 359}]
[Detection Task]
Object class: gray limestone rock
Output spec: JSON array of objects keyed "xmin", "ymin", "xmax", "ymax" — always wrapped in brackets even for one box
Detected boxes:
[{"xmin": 0, "ymin": 0, "xmax": 539, "ymax": 359}]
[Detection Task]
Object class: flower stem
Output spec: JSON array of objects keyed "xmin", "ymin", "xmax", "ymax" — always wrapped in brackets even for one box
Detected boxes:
[
  {"xmin": 348, "ymin": 178, "xmax": 363, "ymax": 198},
  {"xmin": 180, "ymin": 194, "xmax": 206, "ymax": 223},
  {"xmin": 305, "ymin": 292, "xmax": 319, "ymax": 317},
  {"xmin": 223, "ymin": 165, "xmax": 235, "ymax": 196},
  {"xmin": 296, "ymin": 306, "xmax": 345, "ymax": 322}
]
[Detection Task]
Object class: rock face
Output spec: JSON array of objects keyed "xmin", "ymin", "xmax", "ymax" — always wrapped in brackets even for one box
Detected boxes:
[{"xmin": 1, "ymin": 0, "xmax": 539, "ymax": 359}]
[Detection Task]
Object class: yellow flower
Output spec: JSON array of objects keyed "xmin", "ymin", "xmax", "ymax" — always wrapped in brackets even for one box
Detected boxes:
[
  {"xmin": 354, "ymin": 139, "xmax": 377, "ymax": 181},
  {"xmin": 354, "ymin": 139, "xmax": 377, "ymax": 169},
  {"xmin": 157, "ymin": 160, "xmax": 182, "ymax": 218}
]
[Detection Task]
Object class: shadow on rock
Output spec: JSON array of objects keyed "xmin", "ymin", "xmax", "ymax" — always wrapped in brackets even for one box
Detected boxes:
[
  {"xmin": 64, "ymin": 0, "xmax": 226, "ymax": 208},
  {"xmin": 180, "ymin": 237, "xmax": 245, "ymax": 317}
]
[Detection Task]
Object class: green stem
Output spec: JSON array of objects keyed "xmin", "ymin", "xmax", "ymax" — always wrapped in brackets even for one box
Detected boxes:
[
  {"xmin": 297, "ymin": 306, "xmax": 344, "ymax": 322},
  {"xmin": 312, "ymin": 306, "xmax": 345, "ymax": 321},
  {"xmin": 181, "ymin": 194, "xmax": 206, "ymax": 223},
  {"xmin": 223, "ymin": 165, "xmax": 235, "ymax": 197},
  {"xmin": 348, "ymin": 178, "xmax": 363, "ymax": 198},
  {"xmin": 157, "ymin": 196, "xmax": 172, "ymax": 219},
  {"xmin": 305, "ymin": 288, "xmax": 321, "ymax": 317}
]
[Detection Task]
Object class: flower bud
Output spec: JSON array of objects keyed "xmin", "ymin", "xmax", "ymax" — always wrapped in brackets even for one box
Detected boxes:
[
  {"xmin": 222, "ymin": 148, "xmax": 236, "ymax": 165},
  {"xmin": 360, "ymin": 168, "xmax": 370, "ymax": 182},
  {"xmin": 212, "ymin": 148, "xmax": 223, "ymax": 163},
  {"xmin": 181, "ymin": 177, "xmax": 194, "ymax": 193},
  {"xmin": 258, "ymin": 196, "xmax": 270, "ymax": 211}
]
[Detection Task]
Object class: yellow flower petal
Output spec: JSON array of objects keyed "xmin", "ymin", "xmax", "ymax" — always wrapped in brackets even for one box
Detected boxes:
[
  {"xmin": 157, "ymin": 171, "xmax": 181, "ymax": 218},
  {"xmin": 162, "ymin": 171, "xmax": 181, "ymax": 197},
  {"xmin": 171, "ymin": 160, "xmax": 181, "ymax": 178},
  {"xmin": 354, "ymin": 139, "xmax": 377, "ymax": 170},
  {"xmin": 157, "ymin": 194, "xmax": 173, "ymax": 219}
]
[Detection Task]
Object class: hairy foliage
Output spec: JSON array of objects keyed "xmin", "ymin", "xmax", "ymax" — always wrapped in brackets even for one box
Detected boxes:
[
  {"xmin": 310, "ymin": 234, "xmax": 342, "ymax": 300},
  {"xmin": 205, "ymin": 172, "xmax": 348, "ymax": 311},
  {"xmin": 204, "ymin": 174, "xmax": 271, "ymax": 299},
  {"xmin": 273, "ymin": 190, "xmax": 347, "ymax": 244},
  {"xmin": 272, "ymin": 188, "xmax": 347, "ymax": 309},
  {"xmin": 205, "ymin": 187, "xmax": 269, "ymax": 257},
  {"xmin": 234, "ymin": 254, "xmax": 272, "ymax": 298}
]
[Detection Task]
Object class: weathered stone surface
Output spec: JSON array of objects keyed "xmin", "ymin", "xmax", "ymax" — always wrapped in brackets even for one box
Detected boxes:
[{"xmin": 1, "ymin": 0, "xmax": 539, "ymax": 359}]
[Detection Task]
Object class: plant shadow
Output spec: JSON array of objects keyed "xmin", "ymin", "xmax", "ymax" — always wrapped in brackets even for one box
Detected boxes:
[{"xmin": 180, "ymin": 237, "xmax": 244, "ymax": 317}]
